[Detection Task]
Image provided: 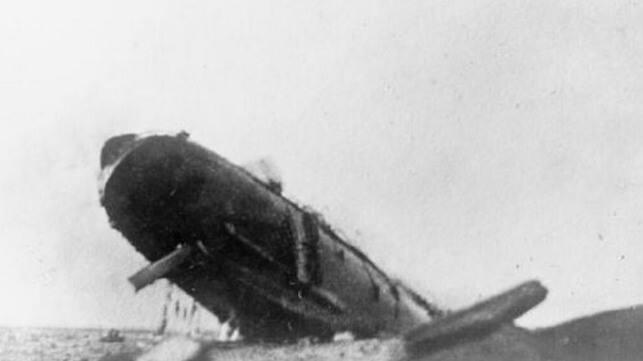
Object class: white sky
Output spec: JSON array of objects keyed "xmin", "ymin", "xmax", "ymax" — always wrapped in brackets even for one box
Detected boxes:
[{"xmin": 1, "ymin": 0, "xmax": 643, "ymax": 330}]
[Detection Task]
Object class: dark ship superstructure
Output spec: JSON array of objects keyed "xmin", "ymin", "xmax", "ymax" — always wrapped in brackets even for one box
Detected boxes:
[{"xmin": 99, "ymin": 132, "xmax": 442, "ymax": 341}]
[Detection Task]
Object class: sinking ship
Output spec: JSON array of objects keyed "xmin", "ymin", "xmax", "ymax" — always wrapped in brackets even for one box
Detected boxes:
[{"xmin": 99, "ymin": 132, "xmax": 443, "ymax": 342}]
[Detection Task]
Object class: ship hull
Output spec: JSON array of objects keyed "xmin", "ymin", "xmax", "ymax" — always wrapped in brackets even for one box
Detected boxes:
[{"xmin": 100, "ymin": 133, "xmax": 436, "ymax": 341}]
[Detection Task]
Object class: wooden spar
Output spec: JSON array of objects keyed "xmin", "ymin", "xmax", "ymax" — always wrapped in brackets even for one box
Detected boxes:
[
  {"xmin": 404, "ymin": 280, "xmax": 547, "ymax": 356},
  {"xmin": 128, "ymin": 245, "xmax": 193, "ymax": 292}
]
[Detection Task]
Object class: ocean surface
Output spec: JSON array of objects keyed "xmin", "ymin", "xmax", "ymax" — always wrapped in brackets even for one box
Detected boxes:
[
  {"xmin": 0, "ymin": 327, "xmax": 159, "ymax": 361},
  {"xmin": 0, "ymin": 283, "xmax": 226, "ymax": 361}
]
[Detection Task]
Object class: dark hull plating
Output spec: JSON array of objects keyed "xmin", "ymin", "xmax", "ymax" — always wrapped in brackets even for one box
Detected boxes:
[{"xmin": 100, "ymin": 133, "xmax": 438, "ymax": 341}]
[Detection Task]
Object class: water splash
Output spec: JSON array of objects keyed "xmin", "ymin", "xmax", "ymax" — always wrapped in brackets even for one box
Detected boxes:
[{"xmin": 155, "ymin": 281, "xmax": 220, "ymax": 340}]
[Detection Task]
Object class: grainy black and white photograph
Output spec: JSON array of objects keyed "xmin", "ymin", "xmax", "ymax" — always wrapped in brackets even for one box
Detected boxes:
[{"xmin": 2, "ymin": 1, "xmax": 643, "ymax": 361}]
